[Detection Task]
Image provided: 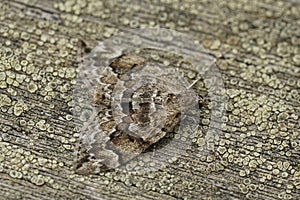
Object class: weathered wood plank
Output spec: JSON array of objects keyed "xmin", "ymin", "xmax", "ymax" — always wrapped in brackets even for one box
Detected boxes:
[{"xmin": 0, "ymin": 0, "xmax": 299, "ymax": 199}]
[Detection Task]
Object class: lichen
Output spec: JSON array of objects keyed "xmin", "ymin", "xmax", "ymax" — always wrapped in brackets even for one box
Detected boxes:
[{"xmin": 0, "ymin": 0, "xmax": 299, "ymax": 199}]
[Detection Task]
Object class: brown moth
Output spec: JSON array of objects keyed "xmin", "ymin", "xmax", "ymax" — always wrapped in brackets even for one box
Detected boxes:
[
  {"xmin": 74, "ymin": 47, "xmax": 202, "ymax": 175},
  {"xmin": 74, "ymin": 53, "xmax": 179, "ymax": 174}
]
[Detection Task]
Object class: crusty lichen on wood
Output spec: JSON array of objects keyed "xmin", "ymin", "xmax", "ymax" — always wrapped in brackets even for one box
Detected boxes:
[{"xmin": 0, "ymin": 0, "xmax": 299, "ymax": 199}]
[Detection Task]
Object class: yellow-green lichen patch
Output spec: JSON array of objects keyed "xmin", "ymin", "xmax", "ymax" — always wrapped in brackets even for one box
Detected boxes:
[
  {"xmin": 0, "ymin": 71, "xmax": 6, "ymax": 81},
  {"xmin": 27, "ymin": 81, "xmax": 38, "ymax": 93},
  {"xmin": 30, "ymin": 174, "xmax": 45, "ymax": 186},
  {"xmin": 9, "ymin": 170, "xmax": 23, "ymax": 179},
  {"xmin": 13, "ymin": 100, "xmax": 29, "ymax": 116},
  {"xmin": 0, "ymin": 94, "xmax": 11, "ymax": 107}
]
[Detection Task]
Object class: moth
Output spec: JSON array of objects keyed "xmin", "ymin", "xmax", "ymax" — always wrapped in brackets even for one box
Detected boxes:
[{"xmin": 74, "ymin": 43, "xmax": 202, "ymax": 175}]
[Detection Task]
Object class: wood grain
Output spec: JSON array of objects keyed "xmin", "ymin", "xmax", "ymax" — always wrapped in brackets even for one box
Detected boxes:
[{"xmin": 0, "ymin": 0, "xmax": 299, "ymax": 199}]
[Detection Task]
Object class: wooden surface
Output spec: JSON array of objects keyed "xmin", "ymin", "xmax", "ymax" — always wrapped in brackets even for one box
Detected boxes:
[{"xmin": 0, "ymin": 0, "xmax": 299, "ymax": 199}]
